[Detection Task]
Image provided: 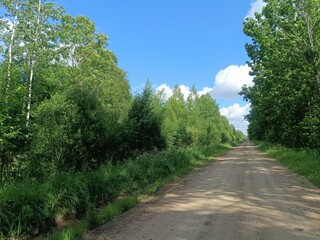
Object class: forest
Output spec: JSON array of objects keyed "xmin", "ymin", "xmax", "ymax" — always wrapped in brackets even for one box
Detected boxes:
[
  {"xmin": 0, "ymin": 0, "xmax": 246, "ymax": 238},
  {"xmin": 241, "ymin": 0, "xmax": 320, "ymax": 148}
]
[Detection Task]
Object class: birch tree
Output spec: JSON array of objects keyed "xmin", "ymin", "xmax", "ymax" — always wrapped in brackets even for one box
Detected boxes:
[
  {"xmin": 18, "ymin": 0, "xmax": 63, "ymax": 128},
  {"xmin": 0, "ymin": 0, "xmax": 22, "ymax": 103}
]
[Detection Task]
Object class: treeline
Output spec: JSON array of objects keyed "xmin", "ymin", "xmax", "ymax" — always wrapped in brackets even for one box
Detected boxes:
[
  {"xmin": 241, "ymin": 0, "xmax": 320, "ymax": 148},
  {"xmin": 0, "ymin": 0, "xmax": 247, "ymax": 237},
  {"xmin": 0, "ymin": 0, "xmax": 245, "ymax": 186},
  {"xmin": 0, "ymin": 1, "xmax": 246, "ymax": 237}
]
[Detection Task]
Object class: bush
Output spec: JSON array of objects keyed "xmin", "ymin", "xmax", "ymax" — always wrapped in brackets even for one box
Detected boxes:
[
  {"xmin": 31, "ymin": 93, "xmax": 79, "ymax": 178},
  {"xmin": 198, "ymin": 143, "xmax": 232, "ymax": 157},
  {"xmin": 85, "ymin": 148, "xmax": 206, "ymax": 207},
  {"xmin": 0, "ymin": 182, "xmax": 55, "ymax": 238}
]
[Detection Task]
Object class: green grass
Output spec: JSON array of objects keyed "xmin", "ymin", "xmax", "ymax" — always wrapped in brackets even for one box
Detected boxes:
[
  {"xmin": 44, "ymin": 145, "xmax": 232, "ymax": 240},
  {"xmin": 0, "ymin": 144, "xmax": 233, "ymax": 240},
  {"xmin": 257, "ymin": 141, "xmax": 320, "ymax": 186},
  {"xmin": 0, "ymin": 182, "xmax": 55, "ymax": 238}
]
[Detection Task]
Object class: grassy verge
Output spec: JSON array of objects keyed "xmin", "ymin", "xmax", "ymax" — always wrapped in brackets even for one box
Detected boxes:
[
  {"xmin": 45, "ymin": 144, "xmax": 231, "ymax": 240},
  {"xmin": 0, "ymin": 144, "xmax": 232, "ymax": 240},
  {"xmin": 256, "ymin": 141, "xmax": 320, "ymax": 186}
]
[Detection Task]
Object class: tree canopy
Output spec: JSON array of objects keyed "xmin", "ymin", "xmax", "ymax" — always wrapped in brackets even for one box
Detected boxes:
[
  {"xmin": 0, "ymin": 0, "xmax": 246, "ymax": 184},
  {"xmin": 241, "ymin": 0, "xmax": 320, "ymax": 148}
]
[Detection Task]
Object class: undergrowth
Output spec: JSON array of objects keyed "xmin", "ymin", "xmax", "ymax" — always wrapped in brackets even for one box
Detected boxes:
[{"xmin": 0, "ymin": 144, "xmax": 232, "ymax": 240}]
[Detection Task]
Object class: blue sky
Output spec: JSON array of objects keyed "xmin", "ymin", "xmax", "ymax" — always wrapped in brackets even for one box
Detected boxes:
[{"xmin": 55, "ymin": 0, "xmax": 265, "ymax": 133}]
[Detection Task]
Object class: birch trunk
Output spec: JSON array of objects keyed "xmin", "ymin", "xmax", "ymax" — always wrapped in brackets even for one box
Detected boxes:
[
  {"xmin": 4, "ymin": 3, "xmax": 19, "ymax": 104},
  {"xmin": 26, "ymin": 0, "xmax": 41, "ymax": 128}
]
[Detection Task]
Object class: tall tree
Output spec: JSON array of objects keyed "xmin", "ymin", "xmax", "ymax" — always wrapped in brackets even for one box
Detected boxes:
[
  {"xmin": 0, "ymin": 0, "xmax": 21, "ymax": 103},
  {"xmin": 241, "ymin": 0, "xmax": 320, "ymax": 147},
  {"xmin": 163, "ymin": 85, "xmax": 191, "ymax": 148},
  {"xmin": 0, "ymin": 0, "xmax": 64, "ymax": 182},
  {"xmin": 19, "ymin": 0, "xmax": 63, "ymax": 128},
  {"xmin": 58, "ymin": 15, "xmax": 131, "ymax": 120},
  {"xmin": 125, "ymin": 82, "xmax": 165, "ymax": 155}
]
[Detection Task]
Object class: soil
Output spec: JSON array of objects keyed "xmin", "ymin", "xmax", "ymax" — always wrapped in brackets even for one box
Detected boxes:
[{"xmin": 83, "ymin": 142, "xmax": 320, "ymax": 240}]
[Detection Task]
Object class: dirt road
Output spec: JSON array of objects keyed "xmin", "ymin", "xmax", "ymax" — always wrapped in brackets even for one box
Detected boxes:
[{"xmin": 84, "ymin": 142, "xmax": 320, "ymax": 240}]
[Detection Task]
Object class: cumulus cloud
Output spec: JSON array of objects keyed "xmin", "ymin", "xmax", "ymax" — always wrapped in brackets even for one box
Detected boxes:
[
  {"xmin": 156, "ymin": 84, "xmax": 213, "ymax": 100},
  {"xmin": 198, "ymin": 87, "xmax": 214, "ymax": 96},
  {"xmin": 179, "ymin": 85, "xmax": 191, "ymax": 100},
  {"xmin": 156, "ymin": 83, "xmax": 174, "ymax": 99},
  {"xmin": 211, "ymin": 64, "xmax": 253, "ymax": 99},
  {"xmin": 220, "ymin": 103, "xmax": 251, "ymax": 134},
  {"xmin": 246, "ymin": 0, "xmax": 265, "ymax": 18}
]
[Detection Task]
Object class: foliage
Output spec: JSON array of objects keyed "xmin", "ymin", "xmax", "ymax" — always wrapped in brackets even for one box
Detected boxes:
[
  {"xmin": 124, "ymin": 82, "xmax": 166, "ymax": 156},
  {"xmin": 45, "ymin": 145, "xmax": 231, "ymax": 240},
  {"xmin": 0, "ymin": 108, "xmax": 25, "ymax": 184},
  {"xmin": 0, "ymin": 146, "xmax": 231, "ymax": 239},
  {"xmin": 0, "ymin": 0, "xmax": 245, "ymax": 184},
  {"xmin": 163, "ymin": 85, "xmax": 246, "ymax": 148},
  {"xmin": 46, "ymin": 172, "xmax": 90, "ymax": 219},
  {"xmin": 0, "ymin": 182, "xmax": 55, "ymax": 238},
  {"xmin": 30, "ymin": 93, "xmax": 79, "ymax": 177},
  {"xmin": 241, "ymin": 0, "xmax": 320, "ymax": 148},
  {"xmin": 0, "ymin": 0, "xmax": 247, "ymax": 238}
]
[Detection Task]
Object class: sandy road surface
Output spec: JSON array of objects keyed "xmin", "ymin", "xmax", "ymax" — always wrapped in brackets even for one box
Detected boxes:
[{"xmin": 84, "ymin": 142, "xmax": 320, "ymax": 240}]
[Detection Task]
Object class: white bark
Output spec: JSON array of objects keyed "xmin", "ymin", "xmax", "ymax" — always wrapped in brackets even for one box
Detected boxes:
[
  {"xmin": 4, "ymin": 3, "xmax": 19, "ymax": 103},
  {"xmin": 26, "ymin": 0, "xmax": 41, "ymax": 128},
  {"xmin": 26, "ymin": 61, "xmax": 34, "ymax": 128}
]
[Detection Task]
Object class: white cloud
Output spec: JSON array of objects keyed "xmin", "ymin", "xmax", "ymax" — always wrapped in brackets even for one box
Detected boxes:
[
  {"xmin": 246, "ymin": 0, "xmax": 265, "ymax": 18},
  {"xmin": 211, "ymin": 64, "xmax": 253, "ymax": 99},
  {"xmin": 220, "ymin": 103, "xmax": 251, "ymax": 134},
  {"xmin": 198, "ymin": 87, "xmax": 214, "ymax": 96},
  {"xmin": 156, "ymin": 83, "xmax": 174, "ymax": 99},
  {"xmin": 179, "ymin": 85, "xmax": 191, "ymax": 100},
  {"xmin": 156, "ymin": 84, "xmax": 213, "ymax": 100}
]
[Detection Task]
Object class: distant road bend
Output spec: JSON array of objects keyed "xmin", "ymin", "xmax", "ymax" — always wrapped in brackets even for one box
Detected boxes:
[{"xmin": 84, "ymin": 142, "xmax": 320, "ymax": 240}]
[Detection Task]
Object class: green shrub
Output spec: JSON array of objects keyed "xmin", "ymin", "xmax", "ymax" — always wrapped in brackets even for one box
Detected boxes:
[
  {"xmin": 198, "ymin": 143, "xmax": 231, "ymax": 157},
  {"xmin": 85, "ymin": 148, "xmax": 207, "ymax": 208},
  {"xmin": 0, "ymin": 182, "xmax": 55, "ymax": 238}
]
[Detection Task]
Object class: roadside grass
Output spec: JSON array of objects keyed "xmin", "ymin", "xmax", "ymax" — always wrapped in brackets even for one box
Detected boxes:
[
  {"xmin": 257, "ymin": 142, "xmax": 320, "ymax": 187},
  {"xmin": 0, "ymin": 144, "xmax": 233, "ymax": 240},
  {"xmin": 46, "ymin": 196, "xmax": 138, "ymax": 240},
  {"xmin": 45, "ymin": 144, "xmax": 231, "ymax": 240}
]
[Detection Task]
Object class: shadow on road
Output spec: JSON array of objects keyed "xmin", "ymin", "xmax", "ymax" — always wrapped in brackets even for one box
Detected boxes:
[{"xmin": 85, "ymin": 142, "xmax": 320, "ymax": 240}]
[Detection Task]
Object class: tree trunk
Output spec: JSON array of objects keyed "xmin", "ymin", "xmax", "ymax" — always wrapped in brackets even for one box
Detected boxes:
[
  {"xmin": 4, "ymin": 3, "xmax": 19, "ymax": 104},
  {"xmin": 26, "ymin": 62, "xmax": 34, "ymax": 128},
  {"xmin": 26, "ymin": 0, "xmax": 41, "ymax": 128}
]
